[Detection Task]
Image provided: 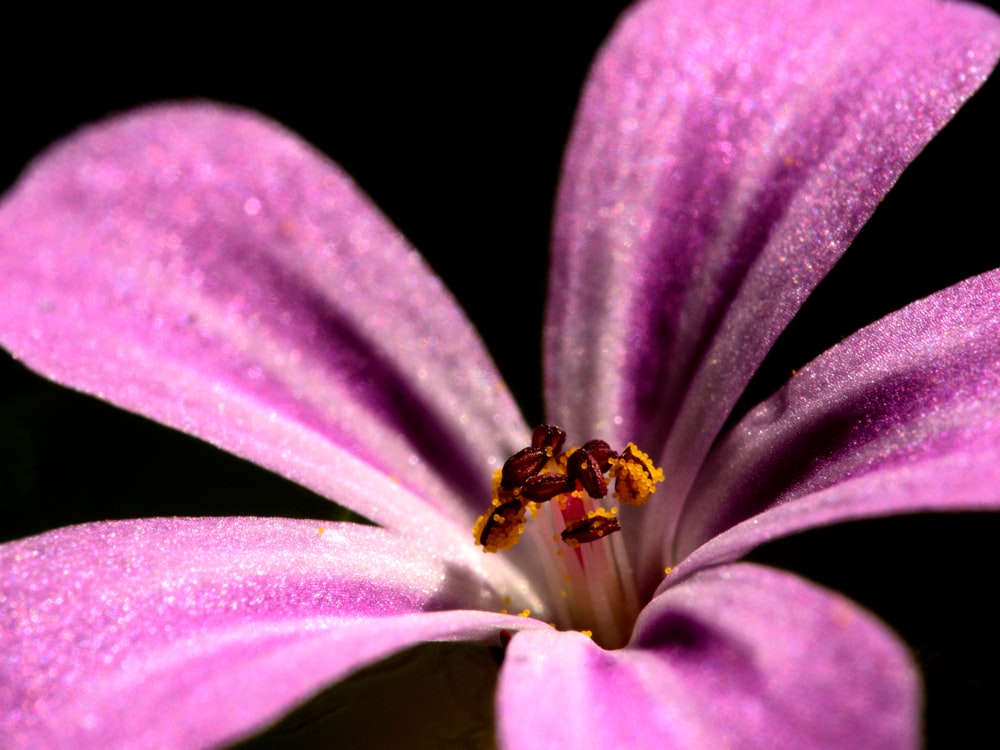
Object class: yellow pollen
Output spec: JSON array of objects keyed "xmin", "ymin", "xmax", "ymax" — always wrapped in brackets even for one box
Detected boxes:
[
  {"xmin": 473, "ymin": 475, "xmax": 528, "ymax": 553},
  {"xmin": 517, "ymin": 609, "xmax": 531, "ymax": 617},
  {"xmin": 610, "ymin": 442, "xmax": 665, "ymax": 506},
  {"xmin": 580, "ymin": 630, "xmax": 593, "ymax": 638}
]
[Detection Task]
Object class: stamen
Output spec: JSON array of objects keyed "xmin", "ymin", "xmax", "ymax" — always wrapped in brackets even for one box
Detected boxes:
[
  {"xmin": 561, "ymin": 508, "xmax": 621, "ymax": 548},
  {"xmin": 522, "ymin": 472, "xmax": 575, "ymax": 502},
  {"xmin": 473, "ymin": 474, "xmax": 527, "ymax": 552},
  {"xmin": 610, "ymin": 442, "xmax": 665, "ymax": 505},
  {"xmin": 579, "ymin": 439, "xmax": 617, "ymax": 470},
  {"xmin": 531, "ymin": 424, "xmax": 567, "ymax": 456},
  {"xmin": 473, "ymin": 425, "xmax": 665, "ymax": 648},
  {"xmin": 568, "ymin": 448, "xmax": 608, "ymax": 499},
  {"xmin": 500, "ymin": 447, "xmax": 548, "ymax": 488}
]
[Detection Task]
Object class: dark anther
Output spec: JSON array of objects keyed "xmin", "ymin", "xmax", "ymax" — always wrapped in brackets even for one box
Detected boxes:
[
  {"xmin": 522, "ymin": 472, "xmax": 575, "ymax": 502},
  {"xmin": 531, "ymin": 424, "xmax": 567, "ymax": 456},
  {"xmin": 561, "ymin": 513, "xmax": 622, "ymax": 546},
  {"xmin": 568, "ymin": 448, "xmax": 608, "ymax": 498},
  {"xmin": 619, "ymin": 444, "xmax": 653, "ymax": 480},
  {"xmin": 478, "ymin": 499, "xmax": 524, "ymax": 547},
  {"xmin": 580, "ymin": 439, "xmax": 617, "ymax": 471},
  {"xmin": 501, "ymin": 447, "xmax": 549, "ymax": 489}
]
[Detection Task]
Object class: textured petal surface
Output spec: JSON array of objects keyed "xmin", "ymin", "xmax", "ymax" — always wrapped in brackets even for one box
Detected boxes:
[
  {"xmin": 671, "ymin": 269, "xmax": 1000, "ymax": 569},
  {"xmin": 0, "ymin": 517, "xmax": 541, "ymax": 749},
  {"xmin": 0, "ymin": 103, "xmax": 527, "ymax": 536},
  {"xmin": 497, "ymin": 563, "xmax": 918, "ymax": 749},
  {"xmin": 545, "ymin": 0, "xmax": 1000, "ymax": 571}
]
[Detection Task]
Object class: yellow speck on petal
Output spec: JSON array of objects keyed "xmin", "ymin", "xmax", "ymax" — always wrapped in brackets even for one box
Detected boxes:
[
  {"xmin": 316, "ymin": 527, "xmax": 325, "ymax": 536},
  {"xmin": 517, "ymin": 609, "xmax": 531, "ymax": 617},
  {"xmin": 664, "ymin": 567, "xmax": 673, "ymax": 576},
  {"xmin": 580, "ymin": 630, "xmax": 593, "ymax": 638}
]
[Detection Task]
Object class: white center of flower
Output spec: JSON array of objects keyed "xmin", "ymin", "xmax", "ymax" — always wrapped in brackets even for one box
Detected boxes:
[{"xmin": 474, "ymin": 424, "xmax": 664, "ymax": 649}]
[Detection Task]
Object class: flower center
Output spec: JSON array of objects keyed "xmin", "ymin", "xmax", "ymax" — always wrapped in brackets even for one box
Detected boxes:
[{"xmin": 473, "ymin": 424, "xmax": 664, "ymax": 648}]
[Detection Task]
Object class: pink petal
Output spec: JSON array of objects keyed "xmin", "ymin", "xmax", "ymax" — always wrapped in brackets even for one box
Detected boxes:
[
  {"xmin": 497, "ymin": 563, "xmax": 917, "ymax": 749},
  {"xmin": 671, "ymin": 268, "xmax": 1000, "ymax": 570},
  {"xmin": 0, "ymin": 517, "xmax": 540, "ymax": 749},
  {"xmin": 0, "ymin": 102, "xmax": 527, "ymax": 537},
  {"xmin": 545, "ymin": 0, "xmax": 1000, "ymax": 567}
]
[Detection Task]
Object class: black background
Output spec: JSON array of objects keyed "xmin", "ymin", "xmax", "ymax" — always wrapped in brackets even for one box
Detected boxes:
[{"xmin": 1, "ymin": 3, "xmax": 998, "ymax": 747}]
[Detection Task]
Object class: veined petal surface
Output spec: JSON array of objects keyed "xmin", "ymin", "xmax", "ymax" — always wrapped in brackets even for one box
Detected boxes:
[
  {"xmin": 0, "ymin": 517, "xmax": 540, "ymax": 749},
  {"xmin": 545, "ymin": 0, "xmax": 1000, "ymax": 572},
  {"xmin": 0, "ymin": 103, "xmax": 528, "ymax": 537},
  {"xmin": 497, "ymin": 563, "xmax": 917, "ymax": 749},
  {"xmin": 673, "ymin": 269, "xmax": 1000, "ymax": 569}
]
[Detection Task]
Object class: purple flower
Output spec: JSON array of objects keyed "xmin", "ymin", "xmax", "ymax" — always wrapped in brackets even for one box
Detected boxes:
[{"xmin": 2, "ymin": 0, "xmax": 999, "ymax": 747}]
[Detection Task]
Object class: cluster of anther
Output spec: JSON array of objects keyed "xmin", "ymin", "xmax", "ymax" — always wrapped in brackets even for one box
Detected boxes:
[{"xmin": 474, "ymin": 424, "xmax": 664, "ymax": 553}]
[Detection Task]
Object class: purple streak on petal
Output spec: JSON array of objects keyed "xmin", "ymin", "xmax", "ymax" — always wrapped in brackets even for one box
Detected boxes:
[
  {"xmin": 497, "ymin": 563, "xmax": 918, "ymax": 749},
  {"xmin": 671, "ymin": 270, "xmax": 1000, "ymax": 569},
  {"xmin": 0, "ymin": 517, "xmax": 540, "ymax": 749},
  {"xmin": 679, "ymin": 444, "xmax": 1000, "ymax": 583},
  {"xmin": 545, "ymin": 0, "xmax": 1000, "ymax": 578},
  {"xmin": 0, "ymin": 103, "xmax": 527, "ymax": 535},
  {"xmin": 678, "ymin": 269, "xmax": 1000, "ymax": 556}
]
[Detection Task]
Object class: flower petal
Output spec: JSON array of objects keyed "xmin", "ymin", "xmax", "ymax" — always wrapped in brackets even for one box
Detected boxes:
[
  {"xmin": 497, "ymin": 563, "xmax": 917, "ymax": 749},
  {"xmin": 0, "ymin": 102, "xmax": 527, "ymax": 535},
  {"xmin": 545, "ymin": 0, "xmax": 1000, "ymax": 564},
  {"xmin": 672, "ymin": 268, "xmax": 1000, "ymax": 570},
  {"xmin": 0, "ymin": 517, "xmax": 540, "ymax": 749}
]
